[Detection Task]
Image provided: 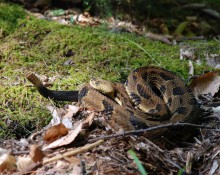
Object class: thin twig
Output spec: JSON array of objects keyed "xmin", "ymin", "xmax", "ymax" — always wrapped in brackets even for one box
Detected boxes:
[
  {"xmin": 87, "ymin": 122, "xmax": 219, "ymax": 143},
  {"xmin": 43, "ymin": 139, "xmax": 104, "ymax": 164},
  {"xmin": 186, "ymin": 151, "xmax": 193, "ymax": 174}
]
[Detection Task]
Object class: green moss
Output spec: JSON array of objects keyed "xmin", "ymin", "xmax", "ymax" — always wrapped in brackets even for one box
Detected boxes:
[
  {"xmin": 0, "ymin": 2, "xmax": 218, "ymax": 139},
  {"xmin": 0, "ymin": 2, "xmax": 26, "ymax": 36}
]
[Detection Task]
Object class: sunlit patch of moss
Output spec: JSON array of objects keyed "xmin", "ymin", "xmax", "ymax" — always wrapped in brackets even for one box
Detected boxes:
[
  {"xmin": 0, "ymin": 2, "xmax": 26, "ymax": 36},
  {"xmin": 0, "ymin": 85, "xmax": 52, "ymax": 138}
]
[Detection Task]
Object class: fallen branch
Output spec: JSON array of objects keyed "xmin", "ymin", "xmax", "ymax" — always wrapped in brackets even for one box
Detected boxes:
[
  {"xmin": 43, "ymin": 139, "xmax": 104, "ymax": 164},
  {"xmin": 202, "ymin": 8, "xmax": 220, "ymax": 20},
  {"xmin": 182, "ymin": 3, "xmax": 220, "ymax": 20},
  {"xmin": 87, "ymin": 122, "xmax": 219, "ymax": 143},
  {"xmin": 182, "ymin": 3, "xmax": 206, "ymax": 9},
  {"xmin": 145, "ymin": 32, "xmax": 173, "ymax": 45},
  {"xmin": 42, "ymin": 123, "xmax": 218, "ymax": 164}
]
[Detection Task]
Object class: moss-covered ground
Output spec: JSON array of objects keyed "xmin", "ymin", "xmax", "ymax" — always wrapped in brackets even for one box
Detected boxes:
[{"xmin": 0, "ymin": 2, "xmax": 219, "ymax": 139}]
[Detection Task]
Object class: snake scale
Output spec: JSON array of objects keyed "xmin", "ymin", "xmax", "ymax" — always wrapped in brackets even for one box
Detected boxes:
[{"xmin": 26, "ymin": 66, "xmax": 201, "ymax": 134}]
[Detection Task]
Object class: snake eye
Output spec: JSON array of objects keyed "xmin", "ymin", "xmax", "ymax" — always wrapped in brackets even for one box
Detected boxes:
[{"xmin": 91, "ymin": 77, "xmax": 96, "ymax": 81}]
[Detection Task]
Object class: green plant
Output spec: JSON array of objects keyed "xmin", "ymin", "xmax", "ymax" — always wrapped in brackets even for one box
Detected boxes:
[
  {"xmin": 0, "ymin": 2, "xmax": 26, "ymax": 36},
  {"xmin": 128, "ymin": 150, "xmax": 148, "ymax": 175},
  {"xmin": 177, "ymin": 168, "xmax": 185, "ymax": 175},
  {"xmin": 83, "ymin": 0, "xmax": 113, "ymax": 17}
]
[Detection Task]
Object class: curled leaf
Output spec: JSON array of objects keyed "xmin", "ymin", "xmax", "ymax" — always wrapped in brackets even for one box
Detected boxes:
[
  {"xmin": 44, "ymin": 123, "xmax": 69, "ymax": 143},
  {"xmin": 190, "ymin": 71, "xmax": 220, "ymax": 97},
  {"xmin": 0, "ymin": 153, "xmax": 16, "ymax": 172},
  {"xmin": 17, "ymin": 156, "xmax": 37, "ymax": 174},
  {"xmin": 30, "ymin": 144, "xmax": 45, "ymax": 163},
  {"xmin": 43, "ymin": 122, "xmax": 83, "ymax": 150}
]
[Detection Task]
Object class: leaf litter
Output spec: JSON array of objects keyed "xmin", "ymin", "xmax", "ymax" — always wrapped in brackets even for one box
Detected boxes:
[{"xmin": 1, "ymin": 71, "xmax": 220, "ymax": 174}]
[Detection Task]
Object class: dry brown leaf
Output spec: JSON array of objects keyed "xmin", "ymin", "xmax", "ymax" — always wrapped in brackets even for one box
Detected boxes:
[
  {"xmin": 44, "ymin": 123, "xmax": 69, "ymax": 143},
  {"xmin": 43, "ymin": 122, "xmax": 83, "ymax": 150},
  {"xmin": 46, "ymin": 105, "xmax": 63, "ymax": 126},
  {"xmin": 29, "ymin": 144, "xmax": 45, "ymax": 163},
  {"xmin": 16, "ymin": 156, "xmax": 37, "ymax": 174},
  {"xmin": 82, "ymin": 112, "xmax": 95, "ymax": 128},
  {"xmin": 62, "ymin": 105, "xmax": 80, "ymax": 129},
  {"xmin": 67, "ymin": 105, "xmax": 80, "ymax": 114},
  {"xmin": 46, "ymin": 105, "xmax": 79, "ymax": 130},
  {"xmin": 0, "ymin": 153, "xmax": 16, "ymax": 172},
  {"xmin": 189, "ymin": 71, "xmax": 220, "ymax": 97},
  {"xmin": 43, "ymin": 112, "xmax": 96, "ymax": 150}
]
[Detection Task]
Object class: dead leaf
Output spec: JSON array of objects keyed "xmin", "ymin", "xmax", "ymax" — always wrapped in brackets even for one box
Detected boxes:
[
  {"xmin": 206, "ymin": 54, "xmax": 220, "ymax": 69},
  {"xmin": 189, "ymin": 60, "xmax": 194, "ymax": 76},
  {"xmin": 17, "ymin": 156, "xmax": 37, "ymax": 174},
  {"xmin": 62, "ymin": 105, "xmax": 80, "ymax": 129},
  {"xmin": 46, "ymin": 105, "xmax": 63, "ymax": 126},
  {"xmin": 82, "ymin": 112, "xmax": 95, "ymax": 128},
  {"xmin": 13, "ymin": 138, "xmax": 29, "ymax": 152},
  {"xmin": 43, "ymin": 122, "xmax": 83, "ymax": 150},
  {"xmin": 43, "ymin": 111, "xmax": 96, "ymax": 150},
  {"xmin": 190, "ymin": 71, "xmax": 220, "ymax": 97},
  {"xmin": 209, "ymin": 159, "xmax": 219, "ymax": 175},
  {"xmin": 46, "ymin": 105, "xmax": 79, "ymax": 130},
  {"xmin": 0, "ymin": 153, "xmax": 16, "ymax": 172},
  {"xmin": 29, "ymin": 145, "xmax": 45, "ymax": 163},
  {"xmin": 44, "ymin": 123, "xmax": 69, "ymax": 143},
  {"xmin": 180, "ymin": 45, "xmax": 195, "ymax": 60},
  {"xmin": 67, "ymin": 105, "xmax": 80, "ymax": 114},
  {"xmin": 0, "ymin": 148, "xmax": 8, "ymax": 156}
]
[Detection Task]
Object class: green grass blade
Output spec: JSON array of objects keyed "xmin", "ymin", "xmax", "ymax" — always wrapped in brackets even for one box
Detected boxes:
[
  {"xmin": 124, "ymin": 38, "xmax": 159, "ymax": 66},
  {"xmin": 128, "ymin": 150, "xmax": 148, "ymax": 175}
]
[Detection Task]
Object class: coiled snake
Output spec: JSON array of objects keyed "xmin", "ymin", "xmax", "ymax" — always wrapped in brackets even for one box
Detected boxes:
[{"xmin": 26, "ymin": 66, "xmax": 201, "ymax": 134}]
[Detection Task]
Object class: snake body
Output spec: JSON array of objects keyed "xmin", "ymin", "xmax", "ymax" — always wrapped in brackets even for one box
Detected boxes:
[
  {"xmin": 126, "ymin": 67, "xmax": 199, "ymax": 123},
  {"xmin": 26, "ymin": 66, "xmax": 201, "ymax": 133}
]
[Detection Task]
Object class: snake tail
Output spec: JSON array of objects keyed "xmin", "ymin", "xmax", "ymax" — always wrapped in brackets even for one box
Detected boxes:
[{"xmin": 26, "ymin": 71, "xmax": 78, "ymax": 102}]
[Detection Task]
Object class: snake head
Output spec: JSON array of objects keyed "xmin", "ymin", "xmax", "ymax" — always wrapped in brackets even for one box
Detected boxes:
[{"xmin": 90, "ymin": 77, "xmax": 115, "ymax": 96}]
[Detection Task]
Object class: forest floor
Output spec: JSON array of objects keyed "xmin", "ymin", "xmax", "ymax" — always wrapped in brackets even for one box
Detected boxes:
[{"xmin": 0, "ymin": 1, "xmax": 220, "ymax": 174}]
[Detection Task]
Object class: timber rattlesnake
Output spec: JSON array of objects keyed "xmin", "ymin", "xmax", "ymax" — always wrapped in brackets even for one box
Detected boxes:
[{"xmin": 26, "ymin": 66, "xmax": 201, "ymax": 133}]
